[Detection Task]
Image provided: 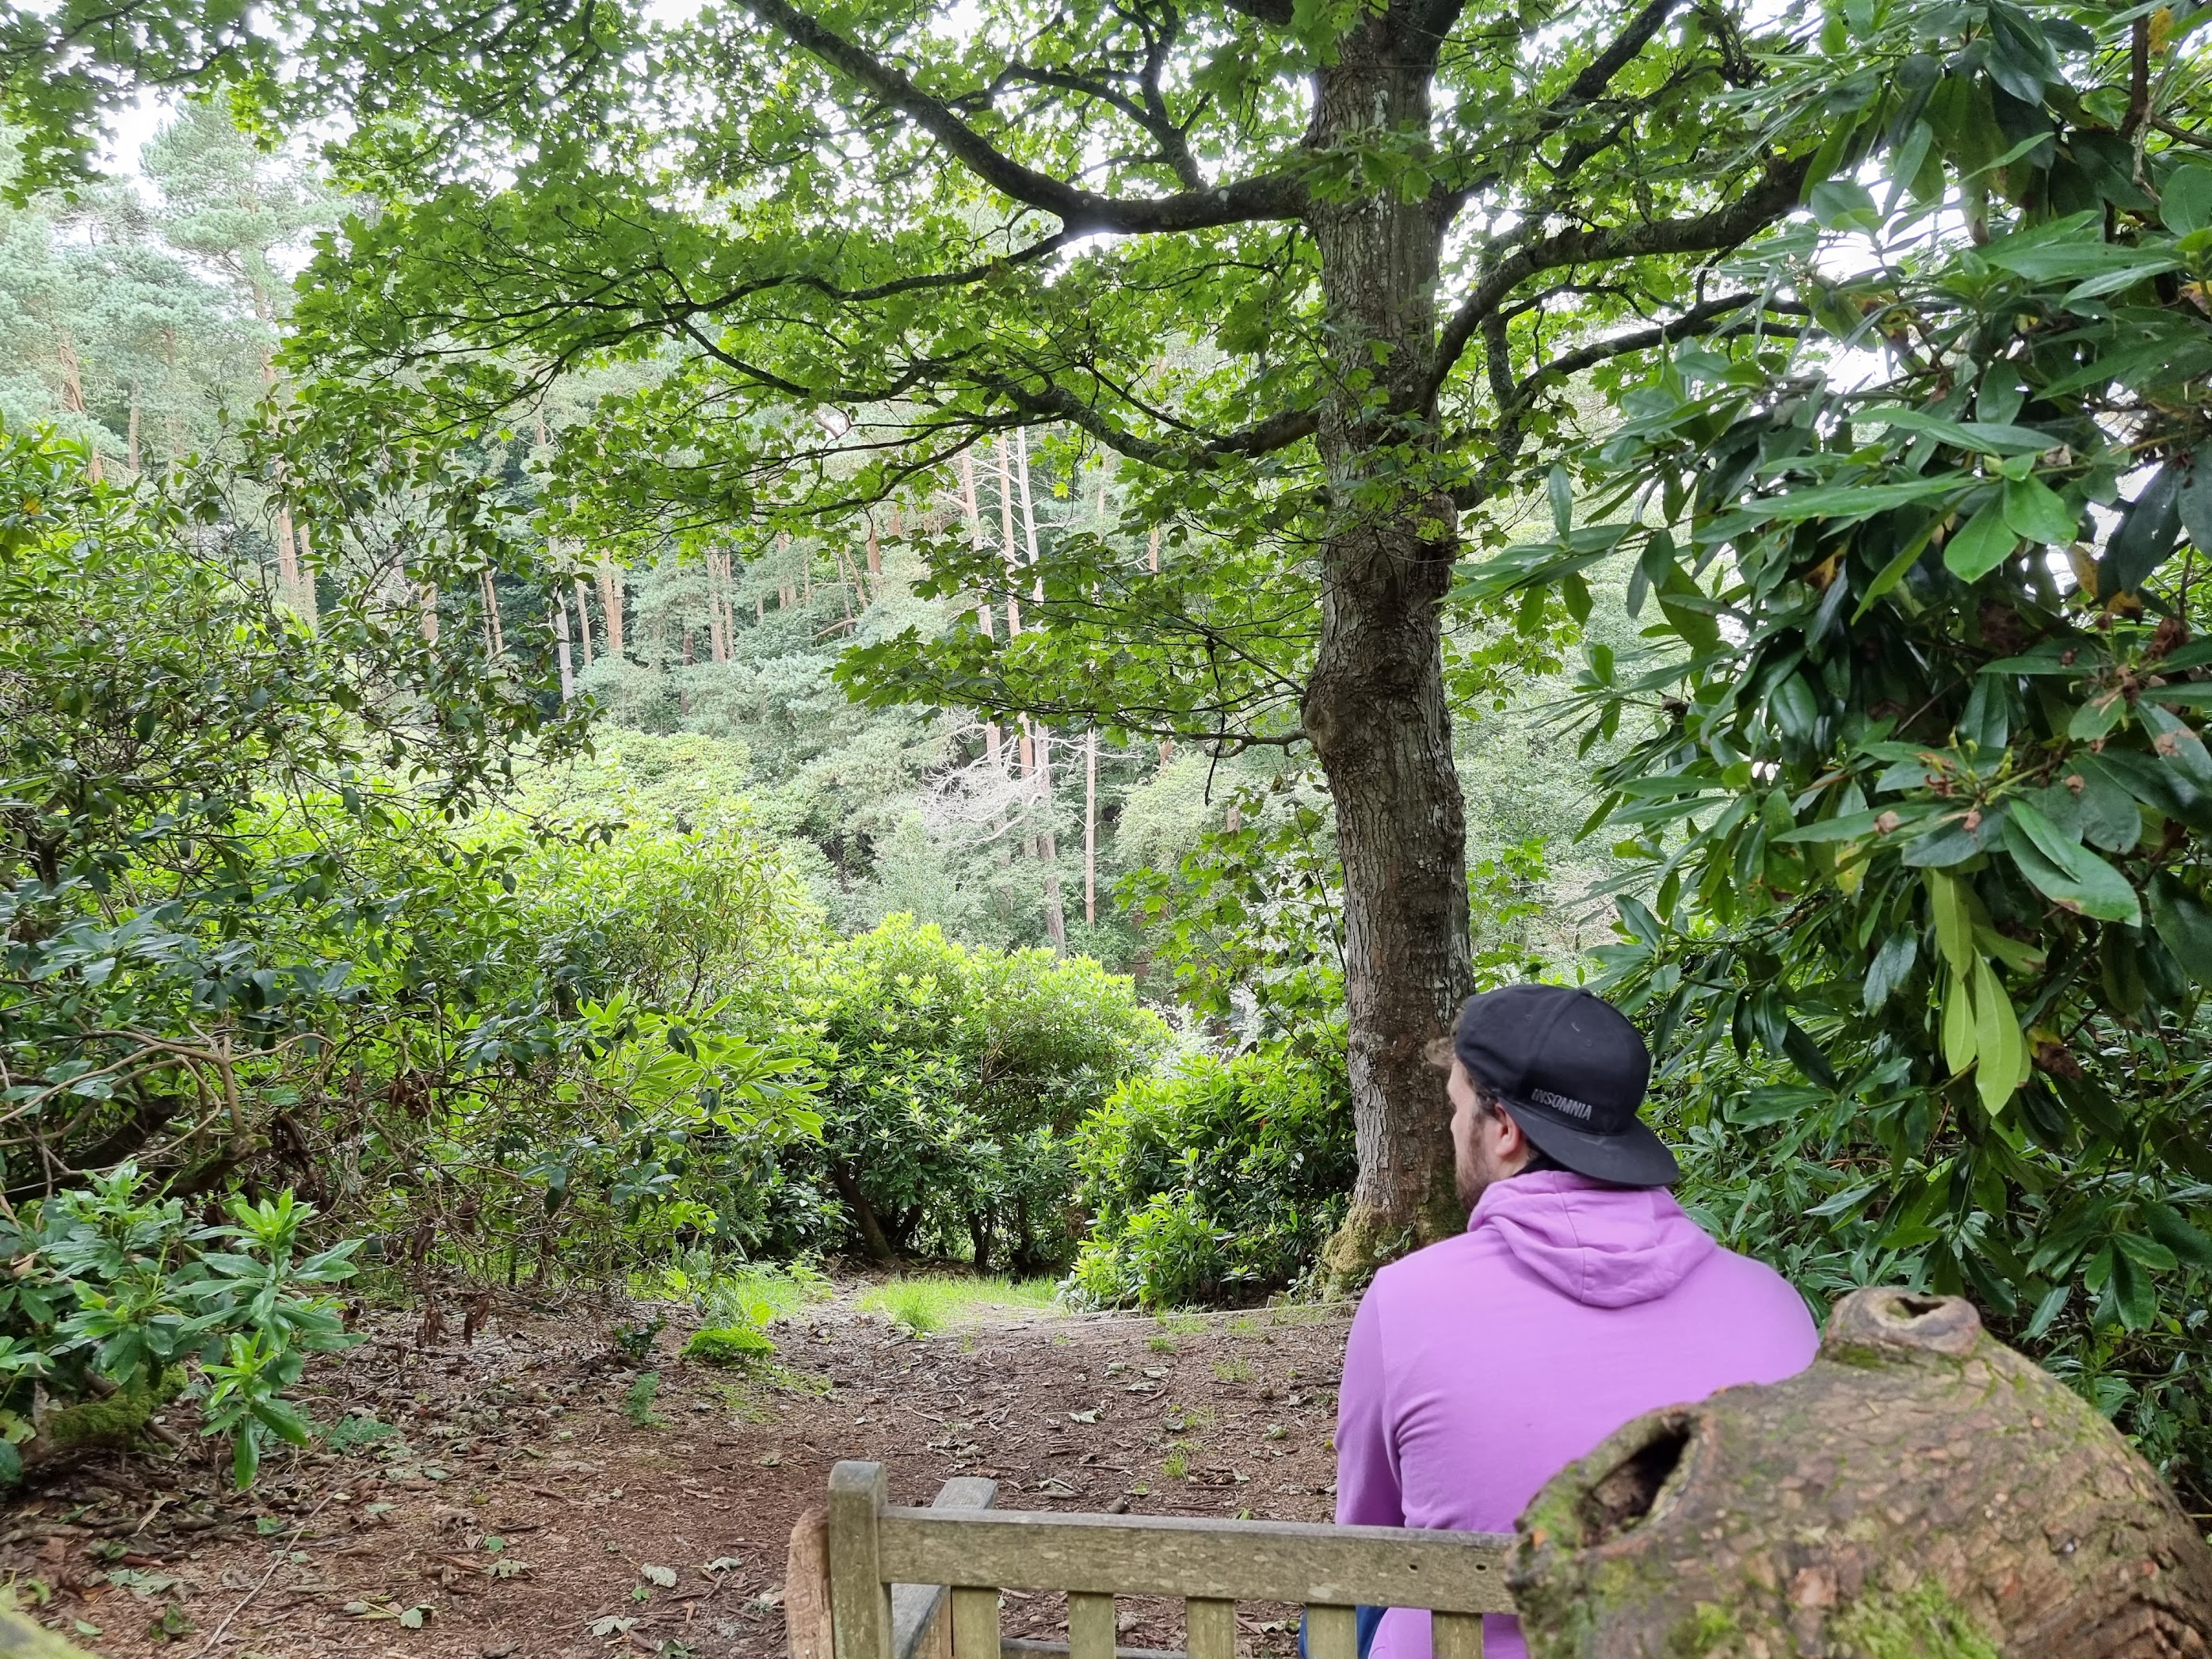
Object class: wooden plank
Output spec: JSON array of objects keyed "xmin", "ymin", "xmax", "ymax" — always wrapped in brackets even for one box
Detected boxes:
[
  {"xmin": 952, "ymin": 1587, "xmax": 1002, "ymax": 1659},
  {"xmin": 893, "ymin": 1478, "xmax": 1001, "ymax": 1659},
  {"xmin": 830, "ymin": 1462, "xmax": 894, "ymax": 1659},
  {"xmin": 1067, "ymin": 1592, "xmax": 1116, "ymax": 1659},
  {"xmin": 1305, "ymin": 1606, "xmax": 1356, "ymax": 1659},
  {"xmin": 878, "ymin": 1509, "xmax": 1514, "ymax": 1614},
  {"xmin": 1184, "ymin": 1599, "xmax": 1234, "ymax": 1659},
  {"xmin": 1001, "ymin": 1642, "xmax": 1180, "ymax": 1659},
  {"xmin": 1431, "ymin": 1611, "xmax": 1485, "ymax": 1659},
  {"xmin": 787, "ymin": 1506, "xmax": 834, "ymax": 1659}
]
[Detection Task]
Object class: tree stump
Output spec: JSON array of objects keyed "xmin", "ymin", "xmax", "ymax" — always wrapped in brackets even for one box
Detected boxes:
[{"xmin": 1510, "ymin": 1287, "xmax": 2212, "ymax": 1658}]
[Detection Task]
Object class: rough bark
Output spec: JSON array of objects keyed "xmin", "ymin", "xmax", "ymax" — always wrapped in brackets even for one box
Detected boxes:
[
  {"xmin": 1302, "ymin": 13, "xmax": 1470, "ymax": 1283},
  {"xmin": 1511, "ymin": 1287, "xmax": 2212, "ymax": 1658}
]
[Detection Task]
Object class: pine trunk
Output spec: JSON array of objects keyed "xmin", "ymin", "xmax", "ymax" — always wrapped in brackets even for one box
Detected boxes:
[
  {"xmin": 1013, "ymin": 429, "xmax": 1070, "ymax": 948},
  {"xmin": 1512, "ymin": 1288, "xmax": 2212, "ymax": 1658},
  {"xmin": 1302, "ymin": 17, "xmax": 1470, "ymax": 1280},
  {"xmin": 554, "ymin": 596, "xmax": 577, "ymax": 702},
  {"xmin": 958, "ymin": 449, "xmax": 1005, "ymax": 770},
  {"xmin": 598, "ymin": 556, "xmax": 625, "ymax": 661},
  {"xmin": 574, "ymin": 578, "xmax": 596, "ymax": 666}
]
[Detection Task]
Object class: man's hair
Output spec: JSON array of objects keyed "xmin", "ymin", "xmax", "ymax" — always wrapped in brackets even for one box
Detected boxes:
[{"xmin": 1466, "ymin": 1072, "xmax": 1566, "ymax": 1175}]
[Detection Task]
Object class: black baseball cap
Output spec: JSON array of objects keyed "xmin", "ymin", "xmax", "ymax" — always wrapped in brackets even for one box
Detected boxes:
[{"xmin": 1453, "ymin": 984, "xmax": 1678, "ymax": 1187}]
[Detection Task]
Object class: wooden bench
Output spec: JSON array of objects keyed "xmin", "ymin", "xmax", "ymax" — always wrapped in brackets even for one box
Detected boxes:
[{"xmin": 787, "ymin": 1462, "xmax": 1515, "ymax": 1659}]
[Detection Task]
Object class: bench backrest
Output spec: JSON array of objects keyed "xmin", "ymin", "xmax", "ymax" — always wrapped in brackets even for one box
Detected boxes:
[{"xmin": 789, "ymin": 1461, "xmax": 1513, "ymax": 1659}]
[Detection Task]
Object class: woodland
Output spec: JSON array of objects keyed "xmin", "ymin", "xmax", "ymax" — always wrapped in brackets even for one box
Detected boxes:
[{"xmin": 0, "ymin": 0, "xmax": 2210, "ymax": 1643}]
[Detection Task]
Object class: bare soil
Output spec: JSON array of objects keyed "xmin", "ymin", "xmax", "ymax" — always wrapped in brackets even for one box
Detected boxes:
[{"xmin": 0, "ymin": 1288, "xmax": 1352, "ymax": 1659}]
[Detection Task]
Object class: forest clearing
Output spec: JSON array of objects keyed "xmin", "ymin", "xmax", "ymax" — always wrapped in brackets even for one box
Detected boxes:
[
  {"xmin": 5, "ymin": 0, "xmax": 2212, "ymax": 1649},
  {"xmin": 0, "ymin": 1280, "xmax": 1348, "ymax": 1659}
]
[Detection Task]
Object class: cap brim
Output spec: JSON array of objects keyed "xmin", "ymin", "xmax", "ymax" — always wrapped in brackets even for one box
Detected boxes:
[{"xmin": 1501, "ymin": 1100, "xmax": 1681, "ymax": 1187}]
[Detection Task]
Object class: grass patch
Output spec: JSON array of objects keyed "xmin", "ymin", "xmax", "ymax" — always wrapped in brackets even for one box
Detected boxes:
[
  {"xmin": 857, "ymin": 1275, "xmax": 1061, "ymax": 1335},
  {"xmin": 683, "ymin": 1325, "xmax": 776, "ymax": 1367},
  {"xmin": 1212, "ymin": 1356, "xmax": 1253, "ymax": 1383}
]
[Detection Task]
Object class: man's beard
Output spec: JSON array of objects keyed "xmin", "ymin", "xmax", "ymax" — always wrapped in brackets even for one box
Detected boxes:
[{"xmin": 1455, "ymin": 1145, "xmax": 1503, "ymax": 1213}]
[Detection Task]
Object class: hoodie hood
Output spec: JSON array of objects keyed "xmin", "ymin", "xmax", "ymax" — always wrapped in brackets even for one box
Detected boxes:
[{"xmin": 1470, "ymin": 1169, "xmax": 1717, "ymax": 1309}]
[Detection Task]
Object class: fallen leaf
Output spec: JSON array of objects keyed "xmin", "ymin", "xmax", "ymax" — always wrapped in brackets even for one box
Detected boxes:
[
  {"xmin": 1067, "ymin": 1409, "xmax": 1100, "ymax": 1424},
  {"xmin": 643, "ymin": 1564, "xmax": 679, "ymax": 1588}
]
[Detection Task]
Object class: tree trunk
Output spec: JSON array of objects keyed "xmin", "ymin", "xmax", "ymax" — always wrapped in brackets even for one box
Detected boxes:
[
  {"xmin": 598, "ymin": 555, "xmax": 625, "ymax": 661},
  {"xmin": 1085, "ymin": 728, "xmax": 1098, "ymax": 927},
  {"xmin": 294, "ymin": 519, "xmax": 318, "ymax": 627},
  {"xmin": 1012, "ymin": 429, "xmax": 1070, "ymax": 948},
  {"xmin": 958, "ymin": 449, "xmax": 1005, "ymax": 771},
  {"xmin": 1512, "ymin": 1288, "xmax": 2212, "ymax": 1658},
  {"xmin": 57, "ymin": 331, "xmax": 103, "ymax": 485},
  {"xmin": 574, "ymin": 578, "xmax": 596, "ymax": 666},
  {"xmin": 1302, "ymin": 18, "xmax": 1470, "ymax": 1283},
  {"xmin": 554, "ymin": 595, "xmax": 577, "ymax": 702},
  {"xmin": 827, "ymin": 1161, "xmax": 896, "ymax": 1262}
]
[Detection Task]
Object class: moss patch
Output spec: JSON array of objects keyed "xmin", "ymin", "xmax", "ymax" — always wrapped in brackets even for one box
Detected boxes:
[
  {"xmin": 1665, "ymin": 1603, "xmax": 1741, "ymax": 1657},
  {"xmin": 1829, "ymin": 1579, "xmax": 2000, "ymax": 1659}
]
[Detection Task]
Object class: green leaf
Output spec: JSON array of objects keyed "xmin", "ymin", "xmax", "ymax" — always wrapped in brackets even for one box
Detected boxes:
[
  {"xmin": 1863, "ymin": 930, "xmax": 1917, "ymax": 1009},
  {"xmin": 1942, "ymin": 968, "xmax": 1977, "ymax": 1074},
  {"xmin": 2000, "ymin": 475, "xmax": 2079, "ymax": 546},
  {"xmin": 2162, "ymin": 164, "xmax": 2212, "ymax": 235},
  {"xmin": 1856, "ymin": 408, "xmax": 2054, "ymax": 455},
  {"xmin": 2149, "ymin": 871, "xmax": 2212, "ymax": 981},
  {"xmin": 1943, "ymin": 502, "xmax": 2019, "ymax": 582},
  {"xmin": 2002, "ymin": 803, "xmax": 2141, "ymax": 924},
  {"xmin": 1547, "ymin": 465, "xmax": 1573, "ymax": 536},
  {"xmin": 2179, "ymin": 444, "xmax": 2212, "ymax": 552},
  {"xmin": 2024, "ymin": 1280, "xmax": 2071, "ymax": 1338},
  {"xmin": 1810, "ymin": 179, "xmax": 1879, "ymax": 231},
  {"xmin": 1970, "ymin": 955, "xmax": 2023, "ymax": 1112},
  {"xmin": 2141, "ymin": 1201, "xmax": 2212, "ymax": 1268},
  {"xmin": 2101, "ymin": 464, "xmax": 2185, "ymax": 597},
  {"xmin": 1928, "ymin": 870, "xmax": 1976, "ymax": 971}
]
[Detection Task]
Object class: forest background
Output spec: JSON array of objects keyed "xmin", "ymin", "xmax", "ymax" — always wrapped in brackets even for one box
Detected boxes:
[{"xmin": 3, "ymin": 0, "xmax": 2212, "ymax": 1527}]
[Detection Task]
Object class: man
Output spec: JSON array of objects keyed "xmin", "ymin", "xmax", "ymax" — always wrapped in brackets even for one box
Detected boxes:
[{"xmin": 1333, "ymin": 984, "xmax": 1817, "ymax": 1659}]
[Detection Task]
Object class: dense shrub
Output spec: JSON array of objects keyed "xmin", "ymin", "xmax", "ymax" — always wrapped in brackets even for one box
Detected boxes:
[
  {"xmin": 0, "ymin": 1169, "xmax": 359, "ymax": 1485},
  {"xmin": 1068, "ymin": 1039, "xmax": 1355, "ymax": 1308},
  {"xmin": 783, "ymin": 915, "xmax": 1167, "ymax": 1271}
]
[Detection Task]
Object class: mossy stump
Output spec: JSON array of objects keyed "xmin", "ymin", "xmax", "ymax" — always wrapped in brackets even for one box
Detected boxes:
[{"xmin": 1510, "ymin": 1287, "xmax": 2212, "ymax": 1658}]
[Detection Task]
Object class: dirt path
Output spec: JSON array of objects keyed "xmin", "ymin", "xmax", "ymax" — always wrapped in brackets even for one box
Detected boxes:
[{"xmin": 0, "ymin": 1289, "xmax": 1352, "ymax": 1659}]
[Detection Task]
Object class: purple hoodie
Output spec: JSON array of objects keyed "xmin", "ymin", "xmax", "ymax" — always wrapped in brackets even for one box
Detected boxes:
[{"xmin": 1333, "ymin": 1172, "xmax": 1817, "ymax": 1659}]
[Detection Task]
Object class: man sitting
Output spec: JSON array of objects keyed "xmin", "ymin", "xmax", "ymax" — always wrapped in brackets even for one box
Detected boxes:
[{"xmin": 1333, "ymin": 984, "xmax": 1817, "ymax": 1659}]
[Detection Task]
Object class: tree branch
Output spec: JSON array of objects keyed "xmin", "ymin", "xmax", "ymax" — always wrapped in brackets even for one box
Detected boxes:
[
  {"xmin": 1447, "ymin": 291, "xmax": 1798, "ymax": 508},
  {"xmin": 1430, "ymin": 150, "xmax": 1810, "ymax": 396},
  {"xmin": 742, "ymin": 0, "xmax": 1305, "ymax": 231}
]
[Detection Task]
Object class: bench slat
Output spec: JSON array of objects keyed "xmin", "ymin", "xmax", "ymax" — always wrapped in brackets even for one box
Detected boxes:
[{"xmin": 877, "ymin": 1508, "xmax": 1515, "ymax": 1614}]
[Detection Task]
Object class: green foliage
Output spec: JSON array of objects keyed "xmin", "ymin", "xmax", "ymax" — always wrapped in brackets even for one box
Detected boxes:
[
  {"xmin": 1070, "ymin": 1045, "xmax": 1355, "ymax": 1308},
  {"xmin": 621, "ymin": 1370, "xmax": 665, "ymax": 1428},
  {"xmin": 1469, "ymin": 0, "xmax": 2212, "ymax": 1502},
  {"xmin": 681, "ymin": 1324, "xmax": 775, "ymax": 1366},
  {"xmin": 788, "ymin": 914, "xmax": 1166, "ymax": 1270},
  {"xmin": 0, "ymin": 1166, "xmax": 357, "ymax": 1485}
]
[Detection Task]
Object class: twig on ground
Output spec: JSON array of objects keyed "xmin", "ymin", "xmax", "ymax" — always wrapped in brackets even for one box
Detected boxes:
[{"xmin": 190, "ymin": 1492, "xmax": 337, "ymax": 1657}]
